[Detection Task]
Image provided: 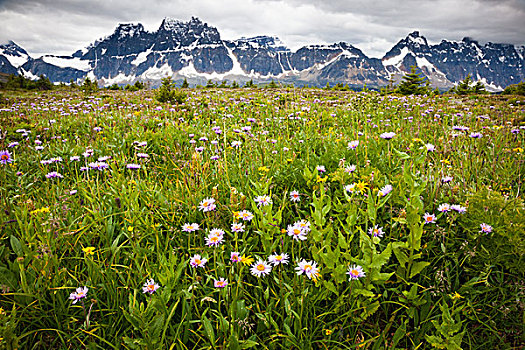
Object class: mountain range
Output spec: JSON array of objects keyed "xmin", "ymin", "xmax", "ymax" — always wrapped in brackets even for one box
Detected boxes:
[{"xmin": 1, "ymin": 17, "xmax": 524, "ymax": 91}]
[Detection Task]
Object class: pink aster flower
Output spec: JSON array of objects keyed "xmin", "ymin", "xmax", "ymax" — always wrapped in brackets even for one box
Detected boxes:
[
  {"xmin": 348, "ymin": 140, "xmax": 359, "ymax": 149},
  {"xmin": 205, "ymin": 233, "xmax": 224, "ymax": 247},
  {"xmin": 0, "ymin": 150, "xmax": 13, "ymax": 164},
  {"xmin": 423, "ymin": 213, "xmax": 437, "ymax": 224},
  {"xmin": 239, "ymin": 210, "xmax": 254, "ymax": 221},
  {"xmin": 480, "ymin": 223, "xmax": 493, "ymax": 234},
  {"xmin": 347, "ymin": 265, "xmax": 365, "ymax": 280},
  {"xmin": 182, "ymin": 223, "xmax": 200, "ymax": 232},
  {"xmin": 250, "ymin": 260, "xmax": 272, "ymax": 277},
  {"xmin": 268, "ymin": 253, "xmax": 289, "ymax": 266},
  {"xmin": 142, "ymin": 279, "xmax": 160, "ymax": 294},
  {"xmin": 230, "ymin": 251, "xmax": 241, "ymax": 263},
  {"xmin": 190, "ymin": 254, "xmax": 207, "ymax": 268},
  {"xmin": 377, "ymin": 184, "xmax": 392, "ymax": 197},
  {"xmin": 438, "ymin": 203, "xmax": 451, "ymax": 212},
  {"xmin": 69, "ymin": 286, "xmax": 88, "ymax": 304},
  {"xmin": 344, "ymin": 164, "xmax": 357, "ymax": 173},
  {"xmin": 231, "ymin": 222, "xmax": 245, "ymax": 232},
  {"xmin": 287, "ymin": 223, "xmax": 307, "ymax": 241},
  {"xmin": 369, "ymin": 225, "xmax": 384, "ymax": 238},
  {"xmin": 289, "ymin": 190, "xmax": 301, "ymax": 202},
  {"xmin": 254, "ymin": 195, "xmax": 272, "ymax": 207},
  {"xmin": 295, "ymin": 259, "xmax": 320, "ymax": 280},
  {"xmin": 199, "ymin": 198, "xmax": 216, "ymax": 212},
  {"xmin": 214, "ymin": 278, "xmax": 228, "ymax": 288}
]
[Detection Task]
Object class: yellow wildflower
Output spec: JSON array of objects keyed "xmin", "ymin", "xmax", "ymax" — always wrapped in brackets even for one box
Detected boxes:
[
  {"xmin": 316, "ymin": 175, "xmax": 328, "ymax": 183},
  {"xmin": 240, "ymin": 255, "xmax": 254, "ymax": 266},
  {"xmin": 82, "ymin": 247, "xmax": 95, "ymax": 256},
  {"xmin": 128, "ymin": 226, "xmax": 134, "ymax": 232},
  {"xmin": 356, "ymin": 180, "xmax": 368, "ymax": 193},
  {"xmin": 451, "ymin": 291, "xmax": 463, "ymax": 300},
  {"xmin": 325, "ymin": 329, "xmax": 333, "ymax": 336}
]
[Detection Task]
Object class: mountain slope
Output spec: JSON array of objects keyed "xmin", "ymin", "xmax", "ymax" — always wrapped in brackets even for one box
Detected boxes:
[{"xmin": 1, "ymin": 18, "xmax": 523, "ymax": 90}]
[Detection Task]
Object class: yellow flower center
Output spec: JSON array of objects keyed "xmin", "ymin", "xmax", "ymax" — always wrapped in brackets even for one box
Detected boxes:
[
  {"xmin": 1, "ymin": 155, "xmax": 8, "ymax": 160},
  {"xmin": 195, "ymin": 259, "xmax": 201, "ymax": 265},
  {"xmin": 293, "ymin": 229, "xmax": 301, "ymax": 235},
  {"xmin": 275, "ymin": 255, "xmax": 282, "ymax": 260},
  {"xmin": 257, "ymin": 264, "xmax": 265, "ymax": 271},
  {"xmin": 351, "ymin": 269, "xmax": 358, "ymax": 276},
  {"xmin": 304, "ymin": 264, "xmax": 312, "ymax": 271},
  {"xmin": 147, "ymin": 284, "xmax": 155, "ymax": 290}
]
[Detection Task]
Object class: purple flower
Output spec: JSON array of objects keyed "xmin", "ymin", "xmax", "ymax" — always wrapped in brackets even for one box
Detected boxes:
[
  {"xmin": 89, "ymin": 162, "xmax": 109, "ymax": 171},
  {"xmin": 142, "ymin": 279, "xmax": 160, "ymax": 294},
  {"xmin": 377, "ymin": 184, "xmax": 393, "ymax": 197},
  {"xmin": 69, "ymin": 286, "xmax": 88, "ymax": 304},
  {"xmin": 46, "ymin": 171, "xmax": 63, "ymax": 179},
  {"xmin": 126, "ymin": 163, "xmax": 141, "ymax": 170},
  {"xmin": 0, "ymin": 150, "xmax": 13, "ymax": 164},
  {"xmin": 469, "ymin": 132, "xmax": 483, "ymax": 138},
  {"xmin": 480, "ymin": 223, "xmax": 492, "ymax": 234},
  {"xmin": 368, "ymin": 225, "xmax": 384, "ymax": 238},
  {"xmin": 380, "ymin": 132, "xmax": 396, "ymax": 139},
  {"xmin": 8, "ymin": 142, "xmax": 19, "ymax": 148}
]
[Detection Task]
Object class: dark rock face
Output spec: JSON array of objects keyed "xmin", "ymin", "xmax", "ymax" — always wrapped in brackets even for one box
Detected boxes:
[
  {"xmin": 1, "ymin": 18, "xmax": 523, "ymax": 90},
  {"xmin": 382, "ymin": 31, "xmax": 525, "ymax": 89},
  {"xmin": 21, "ymin": 58, "xmax": 87, "ymax": 82},
  {"xmin": 0, "ymin": 56, "xmax": 18, "ymax": 75}
]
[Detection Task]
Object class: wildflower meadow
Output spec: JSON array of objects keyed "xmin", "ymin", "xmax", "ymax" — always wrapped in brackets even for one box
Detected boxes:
[{"xmin": 0, "ymin": 87, "xmax": 524, "ymax": 349}]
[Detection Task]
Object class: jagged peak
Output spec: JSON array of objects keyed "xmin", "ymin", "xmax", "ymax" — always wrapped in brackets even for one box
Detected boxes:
[
  {"xmin": 234, "ymin": 35, "xmax": 288, "ymax": 51},
  {"xmin": 113, "ymin": 23, "xmax": 146, "ymax": 38},
  {"xmin": 160, "ymin": 17, "xmax": 184, "ymax": 31},
  {"xmin": 405, "ymin": 31, "xmax": 428, "ymax": 46},
  {"xmin": 160, "ymin": 16, "xmax": 209, "ymax": 31},
  {"xmin": 0, "ymin": 40, "xmax": 29, "ymax": 56}
]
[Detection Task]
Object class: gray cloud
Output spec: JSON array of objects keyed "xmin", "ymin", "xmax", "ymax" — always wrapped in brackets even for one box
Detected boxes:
[{"xmin": 0, "ymin": 0, "xmax": 524, "ymax": 58}]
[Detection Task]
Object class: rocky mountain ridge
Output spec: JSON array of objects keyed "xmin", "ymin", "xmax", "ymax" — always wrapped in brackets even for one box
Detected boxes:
[{"xmin": 1, "ymin": 17, "xmax": 524, "ymax": 91}]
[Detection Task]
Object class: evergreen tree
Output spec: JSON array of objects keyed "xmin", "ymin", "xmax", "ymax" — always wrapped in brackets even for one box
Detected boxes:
[
  {"xmin": 456, "ymin": 74, "xmax": 472, "ymax": 95},
  {"xmin": 181, "ymin": 78, "xmax": 189, "ymax": 88},
  {"xmin": 244, "ymin": 79, "xmax": 255, "ymax": 88},
  {"xmin": 155, "ymin": 76, "xmax": 186, "ymax": 104},
  {"xmin": 206, "ymin": 80, "xmax": 215, "ymax": 88},
  {"xmin": 502, "ymin": 81, "xmax": 525, "ymax": 95},
  {"xmin": 267, "ymin": 80, "xmax": 278, "ymax": 88},
  {"xmin": 473, "ymin": 81, "xmax": 486, "ymax": 94},
  {"xmin": 134, "ymin": 81, "xmax": 144, "ymax": 90},
  {"xmin": 36, "ymin": 75, "xmax": 53, "ymax": 90},
  {"xmin": 82, "ymin": 77, "xmax": 98, "ymax": 93},
  {"xmin": 231, "ymin": 80, "xmax": 239, "ymax": 88},
  {"xmin": 396, "ymin": 66, "xmax": 428, "ymax": 95}
]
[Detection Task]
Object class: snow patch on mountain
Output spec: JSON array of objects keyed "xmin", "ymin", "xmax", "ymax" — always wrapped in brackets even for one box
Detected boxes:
[
  {"xmin": 131, "ymin": 46, "xmax": 153, "ymax": 66},
  {"xmin": 41, "ymin": 56, "xmax": 91, "ymax": 71},
  {"xmin": 382, "ymin": 47, "xmax": 410, "ymax": 67}
]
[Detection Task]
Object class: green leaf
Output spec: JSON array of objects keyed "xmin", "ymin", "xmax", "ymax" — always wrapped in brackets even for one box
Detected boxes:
[
  {"xmin": 393, "ymin": 246, "xmax": 409, "ymax": 266},
  {"xmin": 201, "ymin": 315, "xmax": 215, "ymax": 346},
  {"xmin": 394, "ymin": 148, "xmax": 411, "ymax": 160},
  {"xmin": 10, "ymin": 235, "xmax": 23, "ymax": 256},
  {"xmin": 240, "ymin": 340, "xmax": 259, "ymax": 349},
  {"xmin": 323, "ymin": 281, "xmax": 338, "ymax": 295},
  {"xmin": 409, "ymin": 261, "xmax": 430, "ymax": 278},
  {"xmin": 370, "ymin": 243, "xmax": 392, "ymax": 268}
]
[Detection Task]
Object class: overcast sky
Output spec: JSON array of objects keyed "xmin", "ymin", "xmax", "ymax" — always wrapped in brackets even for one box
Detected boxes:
[{"xmin": 1, "ymin": 0, "xmax": 524, "ymax": 58}]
